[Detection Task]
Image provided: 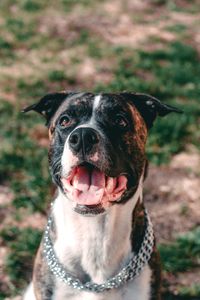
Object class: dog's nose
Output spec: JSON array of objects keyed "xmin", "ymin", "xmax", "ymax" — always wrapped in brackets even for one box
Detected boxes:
[{"xmin": 69, "ymin": 128, "xmax": 99, "ymax": 154}]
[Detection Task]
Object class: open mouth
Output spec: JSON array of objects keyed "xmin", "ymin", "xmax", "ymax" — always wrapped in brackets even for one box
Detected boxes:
[{"xmin": 61, "ymin": 163, "xmax": 127, "ymax": 207}]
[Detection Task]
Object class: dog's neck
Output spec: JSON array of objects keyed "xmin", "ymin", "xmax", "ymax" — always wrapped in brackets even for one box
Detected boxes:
[{"xmin": 52, "ymin": 178, "xmax": 143, "ymax": 284}]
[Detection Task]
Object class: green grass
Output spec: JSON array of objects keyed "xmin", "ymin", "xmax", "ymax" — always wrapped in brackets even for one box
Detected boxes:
[
  {"xmin": 0, "ymin": 100, "xmax": 51, "ymax": 213},
  {"xmin": 159, "ymin": 228, "xmax": 200, "ymax": 298},
  {"xmin": 0, "ymin": 226, "xmax": 42, "ymax": 297},
  {"xmin": 159, "ymin": 228, "xmax": 200, "ymax": 273},
  {"xmin": 165, "ymin": 23, "xmax": 187, "ymax": 33},
  {"xmin": 48, "ymin": 70, "xmax": 67, "ymax": 82},
  {"xmin": 179, "ymin": 285, "xmax": 200, "ymax": 297}
]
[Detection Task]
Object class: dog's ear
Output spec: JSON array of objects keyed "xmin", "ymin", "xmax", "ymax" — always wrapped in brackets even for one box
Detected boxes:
[
  {"xmin": 22, "ymin": 91, "xmax": 76, "ymax": 126},
  {"xmin": 120, "ymin": 92, "xmax": 183, "ymax": 129}
]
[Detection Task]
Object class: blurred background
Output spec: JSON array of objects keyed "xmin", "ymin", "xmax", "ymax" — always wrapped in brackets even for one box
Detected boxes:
[{"xmin": 0, "ymin": 0, "xmax": 200, "ymax": 299}]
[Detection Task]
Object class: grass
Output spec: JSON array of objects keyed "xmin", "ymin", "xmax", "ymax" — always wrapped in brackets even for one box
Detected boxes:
[
  {"xmin": 0, "ymin": 0, "xmax": 199, "ymax": 298},
  {"xmin": 0, "ymin": 99, "xmax": 51, "ymax": 213},
  {"xmin": 159, "ymin": 228, "xmax": 200, "ymax": 298},
  {"xmin": 179, "ymin": 285, "xmax": 200, "ymax": 297},
  {"xmin": 0, "ymin": 226, "xmax": 42, "ymax": 298},
  {"xmin": 159, "ymin": 228, "xmax": 200, "ymax": 273}
]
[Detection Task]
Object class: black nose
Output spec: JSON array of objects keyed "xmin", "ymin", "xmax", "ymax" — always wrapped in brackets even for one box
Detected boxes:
[{"xmin": 69, "ymin": 127, "xmax": 99, "ymax": 154}]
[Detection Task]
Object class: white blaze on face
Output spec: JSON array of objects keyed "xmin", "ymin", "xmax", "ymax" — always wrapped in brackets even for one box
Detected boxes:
[
  {"xmin": 61, "ymin": 143, "xmax": 79, "ymax": 177},
  {"xmin": 93, "ymin": 95, "xmax": 101, "ymax": 111}
]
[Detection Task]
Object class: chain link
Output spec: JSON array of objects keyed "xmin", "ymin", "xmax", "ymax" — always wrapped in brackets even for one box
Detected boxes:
[{"xmin": 43, "ymin": 208, "xmax": 154, "ymax": 293}]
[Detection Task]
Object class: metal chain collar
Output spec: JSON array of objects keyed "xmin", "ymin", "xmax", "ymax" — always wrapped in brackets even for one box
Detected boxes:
[{"xmin": 43, "ymin": 208, "xmax": 154, "ymax": 293}]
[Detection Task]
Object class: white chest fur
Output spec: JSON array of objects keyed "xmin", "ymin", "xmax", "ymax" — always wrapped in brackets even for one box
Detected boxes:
[{"xmin": 51, "ymin": 179, "xmax": 151, "ymax": 300}]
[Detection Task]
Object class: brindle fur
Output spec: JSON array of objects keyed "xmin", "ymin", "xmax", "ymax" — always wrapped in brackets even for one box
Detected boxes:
[
  {"xmin": 33, "ymin": 242, "xmax": 54, "ymax": 300},
  {"xmin": 131, "ymin": 200, "xmax": 162, "ymax": 300},
  {"xmin": 33, "ymin": 217, "xmax": 57, "ymax": 300}
]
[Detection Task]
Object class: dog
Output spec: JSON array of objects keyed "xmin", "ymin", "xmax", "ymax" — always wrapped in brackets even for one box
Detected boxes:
[{"xmin": 22, "ymin": 91, "xmax": 181, "ymax": 300}]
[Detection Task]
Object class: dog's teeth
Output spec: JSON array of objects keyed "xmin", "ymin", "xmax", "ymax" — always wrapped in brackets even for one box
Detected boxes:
[{"xmin": 106, "ymin": 177, "xmax": 117, "ymax": 194}]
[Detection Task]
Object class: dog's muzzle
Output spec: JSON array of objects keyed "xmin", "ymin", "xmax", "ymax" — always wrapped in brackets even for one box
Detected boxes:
[
  {"xmin": 61, "ymin": 127, "xmax": 128, "ymax": 209},
  {"xmin": 61, "ymin": 163, "xmax": 127, "ymax": 207}
]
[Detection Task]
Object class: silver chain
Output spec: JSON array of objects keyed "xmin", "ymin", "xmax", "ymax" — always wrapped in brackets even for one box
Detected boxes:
[{"xmin": 43, "ymin": 207, "xmax": 154, "ymax": 293}]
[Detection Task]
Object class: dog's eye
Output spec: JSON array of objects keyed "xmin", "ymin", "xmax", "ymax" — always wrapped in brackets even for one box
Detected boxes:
[
  {"xmin": 59, "ymin": 115, "xmax": 71, "ymax": 128},
  {"xmin": 115, "ymin": 115, "xmax": 128, "ymax": 128}
]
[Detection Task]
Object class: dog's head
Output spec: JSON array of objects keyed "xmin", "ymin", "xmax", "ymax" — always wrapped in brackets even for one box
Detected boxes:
[{"xmin": 23, "ymin": 91, "xmax": 182, "ymax": 215}]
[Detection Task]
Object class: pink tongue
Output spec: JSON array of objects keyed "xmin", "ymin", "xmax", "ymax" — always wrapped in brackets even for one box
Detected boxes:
[
  {"xmin": 72, "ymin": 166, "xmax": 105, "ymax": 205},
  {"xmin": 73, "ymin": 166, "xmax": 90, "ymax": 192}
]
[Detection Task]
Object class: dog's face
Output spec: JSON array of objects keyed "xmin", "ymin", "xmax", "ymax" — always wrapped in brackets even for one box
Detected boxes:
[
  {"xmin": 23, "ymin": 91, "xmax": 181, "ymax": 215},
  {"xmin": 49, "ymin": 93, "xmax": 148, "ymax": 214}
]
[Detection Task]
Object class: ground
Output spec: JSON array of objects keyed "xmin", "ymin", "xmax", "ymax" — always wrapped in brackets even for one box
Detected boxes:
[{"xmin": 0, "ymin": 0, "xmax": 200, "ymax": 299}]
